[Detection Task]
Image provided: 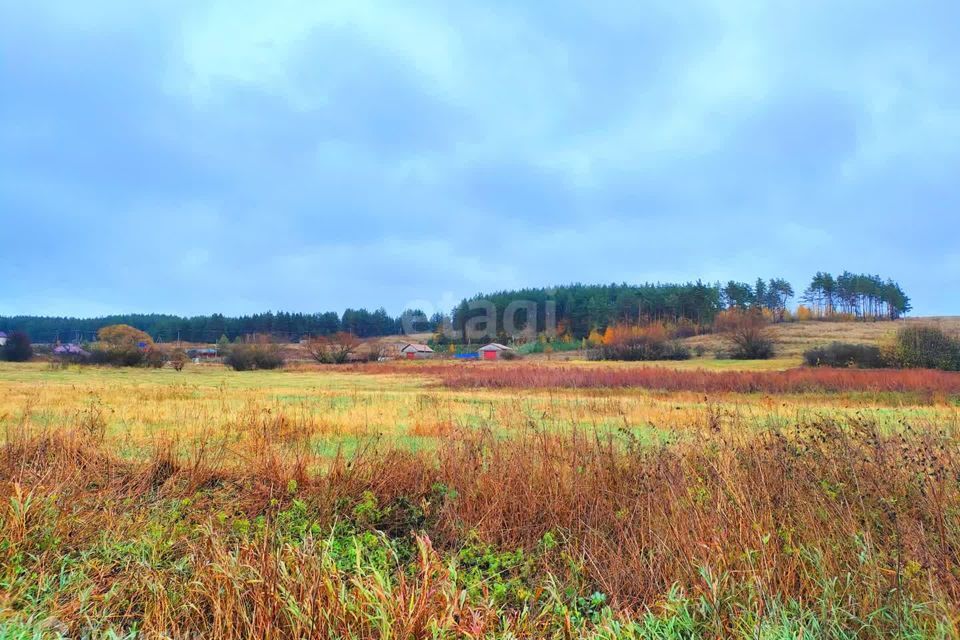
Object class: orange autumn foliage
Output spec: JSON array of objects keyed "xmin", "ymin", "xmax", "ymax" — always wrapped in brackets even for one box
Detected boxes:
[{"xmin": 602, "ymin": 323, "xmax": 669, "ymax": 347}]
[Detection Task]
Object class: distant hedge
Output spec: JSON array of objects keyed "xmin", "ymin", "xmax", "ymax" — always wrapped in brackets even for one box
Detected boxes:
[
  {"xmin": 884, "ymin": 326, "xmax": 960, "ymax": 371},
  {"xmin": 224, "ymin": 343, "xmax": 285, "ymax": 371},
  {"xmin": 805, "ymin": 326, "xmax": 960, "ymax": 371},
  {"xmin": 803, "ymin": 343, "xmax": 886, "ymax": 369}
]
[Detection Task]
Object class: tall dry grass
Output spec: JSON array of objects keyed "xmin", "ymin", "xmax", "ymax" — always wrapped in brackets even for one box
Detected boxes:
[
  {"xmin": 2, "ymin": 410, "xmax": 960, "ymax": 637},
  {"xmin": 396, "ymin": 362, "xmax": 960, "ymax": 395}
]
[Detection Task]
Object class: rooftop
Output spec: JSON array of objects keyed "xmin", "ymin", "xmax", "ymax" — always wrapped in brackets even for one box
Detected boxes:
[
  {"xmin": 401, "ymin": 343, "xmax": 434, "ymax": 352},
  {"xmin": 478, "ymin": 342, "xmax": 512, "ymax": 351}
]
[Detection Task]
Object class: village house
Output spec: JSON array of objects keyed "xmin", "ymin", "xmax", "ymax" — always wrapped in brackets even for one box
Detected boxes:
[
  {"xmin": 477, "ymin": 342, "xmax": 513, "ymax": 360},
  {"xmin": 399, "ymin": 343, "xmax": 434, "ymax": 359},
  {"xmin": 0, "ymin": 332, "xmax": 6, "ymax": 347},
  {"xmin": 53, "ymin": 343, "xmax": 90, "ymax": 358}
]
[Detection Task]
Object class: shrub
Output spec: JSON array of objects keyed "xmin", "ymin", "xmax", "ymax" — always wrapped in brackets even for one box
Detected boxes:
[
  {"xmin": 224, "ymin": 345, "xmax": 257, "ymax": 371},
  {"xmin": 598, "ymin": 341, "xmax": 690, "ymax": 361},
  {"xmin": 803, "ymin": 342, "xmax": 887, "ymax": 368},
  {"xmin": 169, "ymin": 349, "xmax": 189, "ymax": 371},
  {"xmin": 371, "ymin": 343, "xmax": 389, "ymax": 362},
  {"xmin": 98, "ymin": 324, "xmax": 153, "ymax": 350},
  {"xmin": 883, "ymin": 325, "xmax": 960, "ymax": 371},
  {"xmin": 306, "ymin": 332, "xmax": 360, "ymax": 364},
  {"xmin": 92, "ymin": 324, "xmax": 153, "ymax": 366},
  {"xmin": 2, "ymin": 331, "xmax": 33, "ymax": 362},
  {"xmin": 587, "ymin": 329, "xmax": 604, "ymax": 347},
  {"xmin": 597, "ymin": 324, "xmax": 691, "ymax": 361},
  {"xmin": 225, "ymin": 342, "xmax": 285, "ymax": 371},
  {"xmin": 714, "ymin": 309, "xmax": 775, "ymax": 359},
  {"xmin": 223, "ymin": 348, "xmax": 250, "ymax": 371},
  {"xmin": 670, "ymin": 318, "xmax": 700, "ymax": 339},
  {"xmin": 89, "ymin": 344, "xmax": 145, "ymax": 366},
  {"xmin": 253, "ymin": 348, "xmax": 285, "ymax": 370},
  {"xmin": 143, "ymin": 347, "xmax": 167, "ymax": 369}
]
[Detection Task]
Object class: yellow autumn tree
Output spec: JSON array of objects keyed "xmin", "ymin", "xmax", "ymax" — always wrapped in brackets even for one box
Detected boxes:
[{"xmin": 97, "ymin": 324, "xmax": 153, "ymax": 350}]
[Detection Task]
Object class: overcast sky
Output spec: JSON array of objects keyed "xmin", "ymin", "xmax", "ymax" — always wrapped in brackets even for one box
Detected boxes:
[{"xmin": 2, "ymin": 1, "xmax": 958, "ymax": 318}]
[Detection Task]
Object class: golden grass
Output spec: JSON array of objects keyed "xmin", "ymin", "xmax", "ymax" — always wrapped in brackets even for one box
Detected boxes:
[
  {"xmin": 1, "ymin": 361, "xmax": 957, "ymax": 465},
  {"xmin": 3, "ymin": 356, "xmax": 960, "ymax": 637},
  {"xmin": 683, "ymin": 317, "xmax": 960, "ymax": 359},
  {"xmin": 4, "ymin": 413, "xmax": 960, "ymax": 637}
]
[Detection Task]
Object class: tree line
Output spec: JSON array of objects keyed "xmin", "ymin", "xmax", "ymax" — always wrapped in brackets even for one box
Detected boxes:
[
  {"xmin": 801, "ymin": 271, "xmax": 911, "ymax": 320},
  {"xmin": 450, "ymin": 273, "xmax": 908, "ymax": 341},
  {"xmin": 720, "ymin": 278, "xmax": 795, "ymax": 318},
  {"xmin": 451, "ymin": 278, "xmax": 799, "ymax": 341},
  {"xmin": 451, "ymin": 282, "xmax": 722, "ymax": 341},
  {"xmin": 0, "ymin": 271, "xmax": 911, "ymax": 344},
  {"xmin": 0, "ymin": 309, "xmax": 409, "ymax": 344}
]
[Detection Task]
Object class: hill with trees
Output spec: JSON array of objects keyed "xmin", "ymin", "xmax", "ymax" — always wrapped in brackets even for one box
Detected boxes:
[{"xmin": 449, "ymin": 272, "xmax": 910, "ymax": 341}]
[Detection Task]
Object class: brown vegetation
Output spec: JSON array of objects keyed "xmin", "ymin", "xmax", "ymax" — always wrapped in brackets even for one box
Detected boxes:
[
  {"xmin": 714, "ymin": 308, "xmax": 775, "ymax": 359},
  {"xmin": 396, "ymin": 361, "xmax": 960, "ymax": 395},
  {"xmin": 223, "ymin": 337, "xmax": 285, "ymax": 371},
  {"xmin": 306, "ymin": 332, "xmax": 362, "ymax": 364},
  {"xmin": 597, "ymin": 324, "xmax": 690, "ymax": 361},
  {"xmin": 2, "ymin": 413, "xmax": 959, "ymax": 637}
]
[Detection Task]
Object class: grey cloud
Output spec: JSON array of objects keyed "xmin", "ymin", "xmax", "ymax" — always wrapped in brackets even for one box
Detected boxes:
[{"xmin": 1, "ymin": 1, "xmax": 958, "ymax": 316}]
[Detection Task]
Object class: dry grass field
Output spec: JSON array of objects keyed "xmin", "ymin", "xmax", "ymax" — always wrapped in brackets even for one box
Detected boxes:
[
  {"xmin": 684, "ymin": 316, "xmax": 960, "ymax": 359},
  {"xmin": 2, "ymin": 360, "xmax": 957, "ymax": 461},
  {"xmin": 2, "ymin": 326, "xmax": 960, "ymax": 638}
]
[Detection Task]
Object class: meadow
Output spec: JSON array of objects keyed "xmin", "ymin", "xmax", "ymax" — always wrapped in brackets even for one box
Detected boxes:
[{"xmin": 2, "ymin": 358, "xmax": 960, "ymax": 638}]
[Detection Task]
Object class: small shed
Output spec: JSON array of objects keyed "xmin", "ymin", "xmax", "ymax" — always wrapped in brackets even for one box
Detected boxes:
[
  {"xmin": 477, "ymin": 343, "xmax": 513, "ymax": 360},
  {"xmin": 0, "ymin": 332, "xmax": 6, "ymax": 347},
  {"xmin": 399, "ymin": 343, "xmax": 434, "ymax": 359}
]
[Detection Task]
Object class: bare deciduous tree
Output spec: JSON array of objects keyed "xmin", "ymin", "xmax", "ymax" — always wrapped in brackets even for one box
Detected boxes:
[
  {"xmin": 306, "ymin": 332, "xmax": 361, "ymax": 364},
  {"xmin": 715, "ymin": 309, "xmax": 775, "ymax": 359}
]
